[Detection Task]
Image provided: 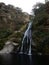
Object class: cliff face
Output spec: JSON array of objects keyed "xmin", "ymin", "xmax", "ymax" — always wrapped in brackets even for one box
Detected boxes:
[
  {"xmin": 0, "ymin": 3, "xmax": 30, "ymax": 32},
  {"xmin": 0, "ymin": 2, "xmax": 30, "ymax": 49}
]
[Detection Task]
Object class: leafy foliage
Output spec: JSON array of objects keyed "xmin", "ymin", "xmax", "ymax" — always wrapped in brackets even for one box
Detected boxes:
[{"xmin": 32, "ymin": 2, "xmax": 49, "ymax": 54}]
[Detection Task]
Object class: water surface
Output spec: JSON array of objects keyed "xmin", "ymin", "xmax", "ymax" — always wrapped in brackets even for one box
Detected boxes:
[{"xmin": 0, "ymin": 54, "xmax": 49, "ymax": 65}]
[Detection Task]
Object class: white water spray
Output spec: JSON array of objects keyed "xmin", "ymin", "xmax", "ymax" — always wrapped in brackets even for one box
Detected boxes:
[{"xmin": 19, "ymin": 22, "xmax": 32, "ymax": 55}]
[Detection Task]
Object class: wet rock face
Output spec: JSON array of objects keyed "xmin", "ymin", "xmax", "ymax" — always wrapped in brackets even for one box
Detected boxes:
[
  {"xmin": 0, "ymin": 41, "xmax": 14, "ymax": 53},
  {"xmin": 0, "ymin": 41, "xmax": 19, "ymax": 54}
]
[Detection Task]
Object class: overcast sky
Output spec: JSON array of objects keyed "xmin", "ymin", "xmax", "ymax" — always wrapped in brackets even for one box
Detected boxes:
[{"xmin": 0, "ymin": 0, "xmax": 45, "ymax": 14}]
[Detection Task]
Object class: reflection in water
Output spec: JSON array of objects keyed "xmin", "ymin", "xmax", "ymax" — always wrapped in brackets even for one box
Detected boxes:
[
  {"xmin": 28, "ymin": 55, "xmax": 33, "ymax": 65},
  {"xmin": 0, "ymin": 54, "xmax": 12, "ymax": 65},
  {"xmin": 17, "ymin": 55, "xmax": 34, "ymax": 65},
  {"xmin": 0, "ymin": 54, "xmax": 49, "ymax": 65}
]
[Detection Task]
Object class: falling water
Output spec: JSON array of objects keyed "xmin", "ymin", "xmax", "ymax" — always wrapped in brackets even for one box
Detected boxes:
[{"xmin": 19, "ymin": 22, "xmax": 32, "ymax": 55}]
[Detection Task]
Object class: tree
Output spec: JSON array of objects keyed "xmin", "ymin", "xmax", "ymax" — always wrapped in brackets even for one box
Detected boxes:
[{"xmin": 32, "ymin": 2, "xmax": 49, "ymax": 54}]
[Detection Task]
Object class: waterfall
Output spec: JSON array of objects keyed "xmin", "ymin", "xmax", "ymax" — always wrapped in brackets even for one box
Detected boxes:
[{"xmin": 19, "ymin": 22, "xmax": 32, "ymax": 55}]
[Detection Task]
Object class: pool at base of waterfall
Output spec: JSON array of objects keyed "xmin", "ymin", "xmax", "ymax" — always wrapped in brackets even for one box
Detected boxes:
[{"xmin": 0, "ymin": 54, "xmax": 49, "ymax": 65}]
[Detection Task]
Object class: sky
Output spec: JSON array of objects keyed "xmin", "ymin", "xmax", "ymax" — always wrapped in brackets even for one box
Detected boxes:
[{"xmin": 0, "ymin": 0, "xmax": 45, "ymax": 14}]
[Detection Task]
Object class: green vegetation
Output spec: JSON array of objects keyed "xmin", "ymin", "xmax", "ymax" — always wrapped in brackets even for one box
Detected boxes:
[
  {"xmin": 0, "ymin": 2, "xmax": 30, "ymax": 49},
  {"xmin": 32, "ymin": 2, "xmax": 49, "ymax": 54},
  {"xmin": 0, "ymin": 2, "xmax": 49, "ymax": 54}
]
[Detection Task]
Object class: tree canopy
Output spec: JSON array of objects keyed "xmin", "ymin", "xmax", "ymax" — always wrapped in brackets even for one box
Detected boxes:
[{"xmin": 32, "ymin": 2, "xmax": 49, "ymax": 54}]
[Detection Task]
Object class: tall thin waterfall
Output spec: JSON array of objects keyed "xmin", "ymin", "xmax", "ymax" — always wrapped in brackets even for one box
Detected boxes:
[{"xmin": 19, "ymin": 22, "xmax": 32, "ymax": 55}]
